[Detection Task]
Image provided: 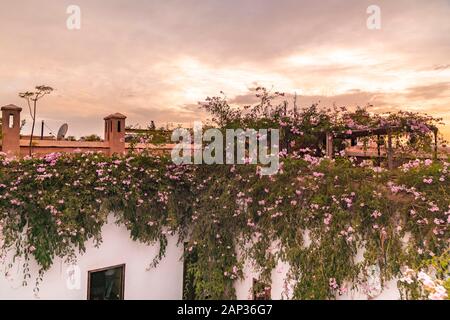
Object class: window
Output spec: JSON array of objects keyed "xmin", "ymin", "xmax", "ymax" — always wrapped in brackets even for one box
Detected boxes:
[
  {"xmin": 117, "ymin": 120, "xmax": 121, "ymax": 133},
  {"xmin": 87, "ymin": 264, "xmax": 125, "ymax": 300},
  {"xmin": 8, "ymin": 114, "xmax": 14, "ymax": 128},
  {"xmin": 252, "ymin": 278, "xmax": 271, "ymax": 300}
]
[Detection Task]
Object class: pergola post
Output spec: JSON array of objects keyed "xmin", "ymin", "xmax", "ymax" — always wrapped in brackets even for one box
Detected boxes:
[
  {"xmin": 376, "ymin": 134, "xmax": 382, "ymax": 166},
  {"xmin": 433, "ymin": 128, "xmax": 438, "ymax": 160},
  {"xmin": 326, "ymin": 132, "xmax": 334, "ymax": 158},
  {"xmin": 387, "ymin": 133, "xmax": 393, "ymax": 170}
]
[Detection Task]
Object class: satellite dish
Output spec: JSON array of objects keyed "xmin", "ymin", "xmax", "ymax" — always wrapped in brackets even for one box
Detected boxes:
[{"xmin": 57, "ymin": 123, "xmax": 69, "ymax": 140}]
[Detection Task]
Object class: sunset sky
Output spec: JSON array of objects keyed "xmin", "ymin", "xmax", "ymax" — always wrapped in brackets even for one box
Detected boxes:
[{"xmin": 0, "ymin": 0, "xmax": 449, "ymax": 138}]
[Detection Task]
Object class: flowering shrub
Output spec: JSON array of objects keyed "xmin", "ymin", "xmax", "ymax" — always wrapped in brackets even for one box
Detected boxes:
[
  {"xmin": 0, "ymin": 150, "xmax": 448, "ymax": 299},
  {"xmin": 399, "ymin": 251, "xmax": 449, "ymax": 300},
  {"xmin": 0, "ymin": 151, "xmax": 193, "ymax": 293},
  {"xmin": 200, "ymin": 87, "xmax": 446, "ymax": 157},
  {"xmin": 0, "ymin": 87, "xmax": 448, "ymax": 298}
]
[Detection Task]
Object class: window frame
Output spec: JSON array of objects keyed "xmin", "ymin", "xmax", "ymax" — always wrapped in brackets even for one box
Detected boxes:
[
  {"xmin": 87, "ymin": 263, "xmax": 126, "ymax": 300},
  {"xmin": 8, "ymin": 113, "xmax": 14, "ymax": 128},
  {"xmin": 252, "ymin": 278, "xmax": 271, "ymax": 300}
]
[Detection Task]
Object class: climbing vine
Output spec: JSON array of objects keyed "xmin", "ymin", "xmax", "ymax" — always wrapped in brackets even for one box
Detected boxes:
[
  {"xmin": 0, "ymin": 89, "xmax": 448, "ymax": 299},
  {"xmin": 0, "ymin": 151, "xmax": 448, "ymax": 299}
]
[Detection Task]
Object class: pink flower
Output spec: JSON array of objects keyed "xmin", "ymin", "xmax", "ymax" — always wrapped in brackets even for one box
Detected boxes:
[
  {"xmin": 339, "ymin": 285, "xmax": 348, "ymax": 295},
  {"xmin": 329, "ymin": 278, "xmax": 338, "ymax": 290},
  {"xmin": 417, "ymin": 271, "xmax": 434, "ymax": 288},
  {"xmin": 428, "ymin": 204, "xmax": 439, "ymax": 212},
  {"xmin": 429, "ymin": 285, "xmax": 448, "ymax": 300},
  {"xmin": 313, "ymin": 172, "xmax": 325, "ymax": 178},
  {"xmin": 343, "ymin": 197, "xmax": 353, "ymax": 208},
  {"xmin": 10, "ymin": 199, "xmax": 22, "ymax": 206},
  {"xmin": 371, "ymin": 210, "xmax": 382, "ymax": 218},
  {"xmin": 323, "ymin": 213, "xmax": 332, "ymax": 226}
]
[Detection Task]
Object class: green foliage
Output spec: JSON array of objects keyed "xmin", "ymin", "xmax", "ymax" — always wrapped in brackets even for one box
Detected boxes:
[
  {"xmin": 0, "ymin": 87, "xmax": 448, "ymax": 299},
  {"xmin": 125, "ymin": 123, "xmax": 173, "ymax": 147},
  {"xmin": 397, "ymin": 250, "xmax": 450, "ymax": 300},
  {"xmin": 0, "ymin": 152, "xmax": 448, "ymax": 299},
  {"xmin": 200, "ymin": 87, "xmax": 445, "ymax": 156},
  {"xmin": 79, "ymin": 134, "xmax": 102, "ymax": 141}
]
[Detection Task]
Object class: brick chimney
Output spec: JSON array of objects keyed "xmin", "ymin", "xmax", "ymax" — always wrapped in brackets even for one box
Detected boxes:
[
  {"xmin": 104, "ymin": 113, "xmax": 126, "ymax": 155},
  {"xmin": 1, "ymin": 104, "xmax": 22, "ymax": 157}
]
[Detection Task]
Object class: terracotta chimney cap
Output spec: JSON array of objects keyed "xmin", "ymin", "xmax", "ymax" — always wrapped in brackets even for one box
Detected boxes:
[
  {"xmin": 1, "ymin": 104, "xmax": 22, "ymax": 111},
  {"xmin": 104, "ymin": 113, "xmax": 126, "ymax": 120}
]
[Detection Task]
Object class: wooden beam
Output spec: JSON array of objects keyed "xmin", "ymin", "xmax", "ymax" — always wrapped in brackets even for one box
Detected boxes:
[
  {"xmin": 387, "ymin": 133, "xmax": 393, "ymax": 170},
  {"xmin": 326, "ymin": 132, "xmax": 334, "ymax": 158},
  {"xmin": 377, "ymin": 134, "xmax": 381, "ymax": 166},
  {"xmin": 434, "ymin": 129, "xmax": 438, "ymax": 160}
]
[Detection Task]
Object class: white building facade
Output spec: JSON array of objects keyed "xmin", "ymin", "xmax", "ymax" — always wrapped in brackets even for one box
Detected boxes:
[{"xmin": 0, "ymin": 217, "xmax": 401, "ymax": 300}]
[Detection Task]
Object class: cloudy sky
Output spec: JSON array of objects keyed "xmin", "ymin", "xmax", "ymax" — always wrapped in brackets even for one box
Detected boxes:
[{"xmin": 0, "ymin": 0, "xmax": 449, "ymax": 138}]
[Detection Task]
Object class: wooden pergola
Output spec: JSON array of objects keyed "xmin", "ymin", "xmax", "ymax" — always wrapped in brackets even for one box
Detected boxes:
[{"xmin": 325, "ymin": 126, "xmax": 439, "ymax": 169}]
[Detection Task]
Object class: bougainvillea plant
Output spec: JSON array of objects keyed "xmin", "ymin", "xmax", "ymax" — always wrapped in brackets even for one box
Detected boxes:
[
  {"xmin": 200, "ymin": 87, "xmax": 446, "ymax": 157},
  {"xmin": 0, "ymin": 89, "xmax": 448, "ymax": 299},
  {"xmin": 398, "ymin": 250, "xmax": 449, "ymax": 300},
  {"xmin": 0, "ymin": 152, "xmax": 448, "ymax": 299}
]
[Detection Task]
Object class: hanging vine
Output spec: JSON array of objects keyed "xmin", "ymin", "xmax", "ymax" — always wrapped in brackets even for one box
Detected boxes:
[
  {"xmin": 0, "ymin": 151, "xmax": 448, "ymax": 299},
  {"xmin": 0, "ymin": 89, "xmax": 448, "ymax": 299}
]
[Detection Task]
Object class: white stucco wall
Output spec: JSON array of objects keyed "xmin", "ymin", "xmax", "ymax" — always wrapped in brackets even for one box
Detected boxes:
[
  {"xmin": 235, "ymin": 258, "xmax": 294, "ymax": 300},
  {"xmin": 0, "ymin": 217, "xmax": 185, "ymax": 300},
  {"xmin": 234, "ymin": 240, "xmax": 401, "ymax": 300},
  {"xmin": 0, "ymin": 218, "xmax": 401, "ymax": 300},
  {"xmin": 336, "ymin": 278, "xmax": 400, "ymax": 300}
]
